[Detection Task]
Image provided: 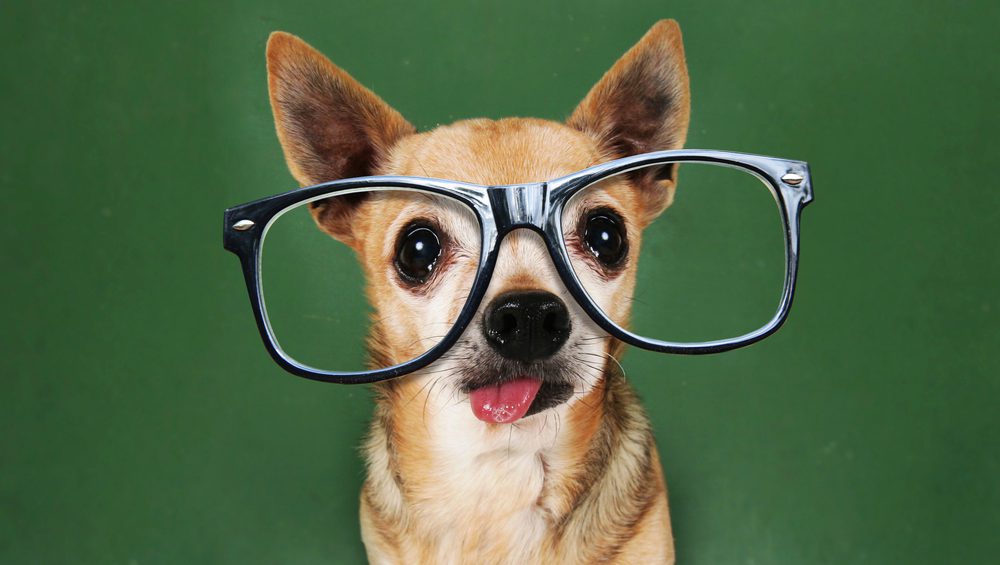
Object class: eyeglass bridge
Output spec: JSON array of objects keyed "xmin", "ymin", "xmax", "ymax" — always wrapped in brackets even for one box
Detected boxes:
[{"xmin": 487, "ymin": 183, "xmax": 548, "ymax": 231}]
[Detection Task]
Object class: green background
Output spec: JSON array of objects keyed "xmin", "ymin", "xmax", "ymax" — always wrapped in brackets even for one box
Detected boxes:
[{"xmin": 2, "ymin": 0, "xmax": 997, "ymax": 563}]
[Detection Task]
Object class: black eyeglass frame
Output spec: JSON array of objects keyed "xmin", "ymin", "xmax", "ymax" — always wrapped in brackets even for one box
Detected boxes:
[{"xmin": 224, "ymin": 149, "xmax": 813, "ymax": 384}]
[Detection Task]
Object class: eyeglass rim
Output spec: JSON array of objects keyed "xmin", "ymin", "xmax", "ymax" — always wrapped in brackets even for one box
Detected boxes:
[{"xmin": 223, "ymin": 149, "xmax": 814, "ymax": 384}]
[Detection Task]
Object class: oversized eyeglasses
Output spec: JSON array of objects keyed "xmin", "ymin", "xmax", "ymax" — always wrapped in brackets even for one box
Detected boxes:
[{"xmin": 223, "ymin": 149, "xmax": 813, "ymax": 384}]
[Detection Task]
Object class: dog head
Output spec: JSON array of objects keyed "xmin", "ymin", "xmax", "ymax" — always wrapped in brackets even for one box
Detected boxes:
[{"xmin": 266, "ymin": 21, "xmax": 689, "ymax": 428}]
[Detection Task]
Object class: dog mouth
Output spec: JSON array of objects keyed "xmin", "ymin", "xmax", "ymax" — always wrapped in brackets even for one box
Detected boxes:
[{"xmin": 463, "ymin": 376, "xmax": 574, "ymax": 424}]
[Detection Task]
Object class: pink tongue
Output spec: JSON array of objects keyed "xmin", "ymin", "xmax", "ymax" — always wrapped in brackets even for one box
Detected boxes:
[{"xmin": 469, "ymin": 378, "xmax": 542, "ymax": 424}]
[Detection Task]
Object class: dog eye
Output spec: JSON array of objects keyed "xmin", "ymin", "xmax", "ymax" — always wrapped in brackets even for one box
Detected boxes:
[
  {"xmin": 395, "ymin": 224, "xmax": 442, "ymax": 283},
  {"xmin": 583, "ymin": 211, "xmax": 627, "ymax": 267}
]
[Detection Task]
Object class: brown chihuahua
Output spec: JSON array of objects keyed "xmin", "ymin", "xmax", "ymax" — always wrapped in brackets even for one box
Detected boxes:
[{"xmin": 266, "ymin": 20, "xmax": 690, "ymax": 564}]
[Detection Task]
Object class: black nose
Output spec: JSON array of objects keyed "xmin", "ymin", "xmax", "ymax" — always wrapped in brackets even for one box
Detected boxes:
[{"xmin": 483, "ymin": 291, "xmax": 571, "ymax": 362}]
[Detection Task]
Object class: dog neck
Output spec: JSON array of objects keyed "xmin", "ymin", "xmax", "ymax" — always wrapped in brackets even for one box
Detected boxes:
[{"xmin": 361, "ymin": 365, "xmax": 664, "ymax": 562}]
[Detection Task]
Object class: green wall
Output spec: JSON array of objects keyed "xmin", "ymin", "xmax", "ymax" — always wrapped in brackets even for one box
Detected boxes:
[{"xmin": 2, "ymin": 1, "xmax": 997, "ymax": 563}]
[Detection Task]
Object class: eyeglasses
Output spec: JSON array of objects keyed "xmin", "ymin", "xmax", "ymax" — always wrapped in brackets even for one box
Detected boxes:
[{"xmin": 223, "ymin": 149, "xmax": 813, "ymax": 384}]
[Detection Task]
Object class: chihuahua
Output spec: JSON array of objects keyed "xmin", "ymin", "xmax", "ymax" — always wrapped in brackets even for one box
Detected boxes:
[{"xmin": 265, "ymin": 20, "xmax": 689, "ymax": 564}]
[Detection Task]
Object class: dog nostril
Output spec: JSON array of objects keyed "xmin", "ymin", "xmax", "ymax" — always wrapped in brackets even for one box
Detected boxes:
[
  {"xmin": 499, "ymin": 313, "xmax": 518, "ymax": 337},
  {"xmin": 542, "ymin": 310, "xmax": 568, "ymax": 334},
  {"xmin": 483, "ymin": 291, "xmax": 572, "ymax": 361}
]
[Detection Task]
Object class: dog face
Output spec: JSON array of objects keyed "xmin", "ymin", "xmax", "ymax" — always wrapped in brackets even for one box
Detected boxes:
[{"xmin": 266, "ymin": 21, "xmax": 689, "ymax": 428}]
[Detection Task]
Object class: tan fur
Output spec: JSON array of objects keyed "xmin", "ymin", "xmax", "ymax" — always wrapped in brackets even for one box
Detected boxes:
[{"xmin": 266, "ymin": 20, "xmax": 691, "ymax": 564}]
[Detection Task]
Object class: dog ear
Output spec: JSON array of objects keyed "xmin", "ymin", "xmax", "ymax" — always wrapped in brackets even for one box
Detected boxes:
[
  {"xmin": 567, "ymin": 20, "xmax": 690, "ymax": 225},
  {"xmin": 266, "ymin": 32, "xmax": 415, "ymax": 247}
]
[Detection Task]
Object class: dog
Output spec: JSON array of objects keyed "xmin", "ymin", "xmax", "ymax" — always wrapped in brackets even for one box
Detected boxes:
[{"xmin": 265, "ymin": 19, "xmax": 689, "ymax": 564}]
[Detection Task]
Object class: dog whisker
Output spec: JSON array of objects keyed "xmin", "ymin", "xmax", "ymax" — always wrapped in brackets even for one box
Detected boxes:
[
  {"xmin": 422, "ymin": 376, "xmax": 447, "ymax": 427},
  {"xmin": 418, "ymin": 364, "xmax": 467, "ymax": 376},
  {"xmin": 602, "ymin": 352, "xmax": 627, "ymax": 380},
  {"xmin": 622, "ymin": 294, "xmax": 653, "ymax": 308},
  {"xmin": 571, "ymin": 356, "xmax": 607, "ymax": 376},
  {"xmin": 577, "ymin": 334, "xmax": 612, "ymax": 341},
  {"xmin": 399, "ymin": 334, "xmax": 450, "ymax": 351},
  {"xmin": 403, "ymin": 374, "xmax": 444, "ymax": 408}
]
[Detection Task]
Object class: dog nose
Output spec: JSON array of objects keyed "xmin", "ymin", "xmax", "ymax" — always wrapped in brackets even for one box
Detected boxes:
[{"xmin": 483, "ymin": 291, "xmax": 571, "ymax": 361}]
